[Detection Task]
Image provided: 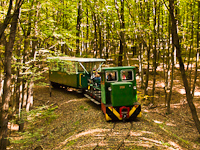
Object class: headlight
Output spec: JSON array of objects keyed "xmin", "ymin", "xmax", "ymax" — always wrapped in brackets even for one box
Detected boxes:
[
  {"xmin": 133, "ymin": 86, "xmax": 137, "ymax": 90},
  {"xmin": 108, "ymin": 87, "xmax": 112, "ymax": 91}
]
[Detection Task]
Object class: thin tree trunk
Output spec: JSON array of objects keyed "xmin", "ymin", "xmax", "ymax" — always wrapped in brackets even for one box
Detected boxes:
[
  {"xmin": 98, "ymin": 17, "xmax": 102, "ymax": 58},
  {"xmin": 144, "ymin": 35, "xmax": 150, "ymax": 95},
  {"xmin": 86, "ymin": 0, "xmax": 89, "ymax": 54},
  {"xmin": 169, "ymin": 0, "xmax": 200, "ymax": 134},
  {"xmin": 26, "ymin": 79, "xmax": 34, "ymax": 112},
  {"xmin": 115, "ymin": 0, "xmax": 125, "ymax": 66},
  {"xmin": 187, "ymin": 3, "xmax": 194, "ymax": 71},
  {"xmin": 151, "ymin": 0, "xmax": 157, "ymax": 104},
  {"xmin": 144, "ymin": 1, "xmax": 150, "ymax": 96},
  {"xmin": 139, "ymin": 43, "xmax": 144, "ymax": 88},
  {"xmin": 192, "ymin": 1, "xmax": 200, "ymax": 97},
  {"xmin": 106, "ymin": 13, "xmax": 110, "ymax": 59},
  {"xmin": 91, "ymin": 12, "xmax": 98, "ymax": 57},
  {"xmin": 167, "ymin": 46, "xmax": 175, "ymax": 113},
  {"xmin": 76, "ymin": 0, "xmax": 82, "ymax": 55}
]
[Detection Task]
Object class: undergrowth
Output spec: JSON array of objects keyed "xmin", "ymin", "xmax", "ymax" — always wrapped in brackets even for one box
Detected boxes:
[{"xmin": 10, "ymin": 105, "xmax": 58, "ymax": 149}]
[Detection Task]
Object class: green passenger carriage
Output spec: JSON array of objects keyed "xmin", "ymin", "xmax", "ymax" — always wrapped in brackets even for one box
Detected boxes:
[
  {"xmin": 48, "ymin": 57, "xmax": 105, "ymax": 89},
  {"xmin": 48, "ymin": 57, "xmax": 141, "ymax": 121}
]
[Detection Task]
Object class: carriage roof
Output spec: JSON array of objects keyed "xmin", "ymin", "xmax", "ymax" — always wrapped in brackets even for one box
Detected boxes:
[
  {"xmin": 47, "ymin": 57, "xmax": 106, "ymax": 63},
  {"xmin": 102, "ymin": 66, "xmax": 136, "ymax": 70}
]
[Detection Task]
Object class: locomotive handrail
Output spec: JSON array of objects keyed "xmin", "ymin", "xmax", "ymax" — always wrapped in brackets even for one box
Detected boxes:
[{"xmin": 79, "ymin": 62, "xmax": 89, "ymax": 74}]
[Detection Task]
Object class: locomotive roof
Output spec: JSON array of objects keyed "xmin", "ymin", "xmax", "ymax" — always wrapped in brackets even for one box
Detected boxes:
[{"xmin": 47, "ymin": 57, "xmax": 106, "ymax": 62}]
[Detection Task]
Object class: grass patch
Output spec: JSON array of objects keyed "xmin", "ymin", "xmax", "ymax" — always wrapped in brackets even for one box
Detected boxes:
[
  {"xmin": 66, "ymin": 140, "xmax": 77, "ymax": 147},
  {"xmin": 10, "ymin": 105, "xmax": 59, "ymax": 149}
]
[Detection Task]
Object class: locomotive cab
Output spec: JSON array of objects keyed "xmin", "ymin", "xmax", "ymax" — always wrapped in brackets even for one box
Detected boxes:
[{"xmin": 100, "ymin": 66, "xmax": 141, "ymax": 121}]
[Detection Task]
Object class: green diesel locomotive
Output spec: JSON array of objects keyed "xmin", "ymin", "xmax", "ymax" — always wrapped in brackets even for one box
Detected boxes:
[{"xmin": 48, "ymin": 57, "xmax": 141, "ymax": 121}]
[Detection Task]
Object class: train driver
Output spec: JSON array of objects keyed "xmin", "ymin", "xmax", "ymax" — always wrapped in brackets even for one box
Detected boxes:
[{"xmin": 107, "ymin": 74, "xmax": 113, "ymax": 81}]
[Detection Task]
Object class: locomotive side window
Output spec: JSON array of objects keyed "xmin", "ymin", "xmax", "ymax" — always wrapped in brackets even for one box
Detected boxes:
[
  {"xmin": 121, "ymin": 70, "xmax": 133, "ymax": 81},
  {"xmin": 106, "ymin": 71, "xmax": 118, "ymax": 82}
]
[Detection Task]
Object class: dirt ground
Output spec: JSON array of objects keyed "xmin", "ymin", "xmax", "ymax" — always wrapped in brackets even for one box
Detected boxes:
[{"xmin": 8, "ymin": 69, "xmax": 200, "ymax": 150}]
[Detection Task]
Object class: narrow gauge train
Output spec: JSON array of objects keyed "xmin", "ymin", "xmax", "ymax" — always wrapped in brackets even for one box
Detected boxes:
[{"xmin": 48, "ymin": 57, "xmax": 141, "ymax": 121}]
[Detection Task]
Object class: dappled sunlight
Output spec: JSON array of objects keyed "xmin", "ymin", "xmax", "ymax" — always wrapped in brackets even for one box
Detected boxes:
[
  {"xmin": 8, "ymin": 122, "xmax": 19, "ymax": 131},
  {"xmin": 171, "ymin": 102, "xmax": 186, "ymax": 109},
  {"xmin": 173, "ymin": 79, "xmax": 181, "ymax": 83},
  {"xmin": 194, "ymin": 91, "xmax": 200, "ymax": 97},
  {"xmin": 176, "ymin": 87, "xmax": 200, "ymax": 97},
  {"xmin": 166, "ymin": 122, "xmax": 176, "ymax": 127},
  {"xmin": 98, "ymin": 142, "xmax": 109, "ymax": 147},
  {"xmin": 168, "ymin": 141, "xmax": 182, "ymax": 149},
  {"xmin": 56, "ymin": 128, "xmax": 110, "ymax": 149},
  {"xmin": 195, "ymin": 103, "xmax": 200, "ymax": 109},
  {"xmin": 156, "ymin": 81, "xmax": 165, "ymax": 88},
  {"xmin": 130, "ymin": 131, "xmax": 143, "ymax": 136},
  {"xmin": 139, "ymin": 137, "xmax": 162, "ymax": 145},
  {"xmin": 156, "ymin": 65, "xmax": 164, "ymax": 71},
  {"xmin": 175, "ymin": 64, "xmax": 180, "ymax": 68},
  {"xmin": 143, "ymin": 109, "xmax": 150, "ymax": 113},
  {"xmin": 130, "ymin": 131, "xmax": 153, "ymax": 136},
  {"xmin": 60, "ymin": 98, "xmax": 88, "ymax": 106},
  {"xmin": 177, "ymin": 89, "xmax": 186, "ymax": 95},
  {"xmin": 141, "ymin": 131, "xmax": 154, "ymax": 134},
  {"xmin": 124, "ymin": 141, "xmax": 154, "ymax": 148},
  {"xmin": 153, "ymin": 120, "xmax": 163, "ymax": 124},
  {"xmin": 124, "ymin": 139, "xmax": 173, "ymax": 149},
  {"xmin": 76, "ymin": 143, "xmax": 97, "ymax": 148},
  {"xmin": 56, "ymin": 127, "xmax": 179, "ymax": 149}
]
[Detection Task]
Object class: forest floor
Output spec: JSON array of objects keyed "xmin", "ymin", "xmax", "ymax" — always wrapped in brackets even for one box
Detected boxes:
[{"xmin": 8, "ymin": 68, "xmax": 200, "ymax": 150}]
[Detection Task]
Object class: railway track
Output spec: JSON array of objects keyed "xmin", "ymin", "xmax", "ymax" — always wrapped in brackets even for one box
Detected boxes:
[
  {"xmin": 92, "ymin": 122, "xmax": 133, "ymax": 150},
  {"xmin": 30, "ymin": 86, "xmax": 191, "ymax": 150}
]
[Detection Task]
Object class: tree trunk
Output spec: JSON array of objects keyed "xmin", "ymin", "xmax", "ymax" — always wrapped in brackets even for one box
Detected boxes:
[
  {"xmin": 139, "ymin": 43, "xmax": 144, "ymax": 88},
  {"xmin": 187, "ymin": 2, "xmax": 194, "ymax": 71},
  {"xmin": 86, "ymin": 0, "xmax": 89, "ymax": 55},
  {"xmin": 98, "ymin": 17, "xmax": 102, "ymax": 58},
  {"xmin": 76, "ymin": 0, "xmax": 82, "ymax": 55},
  {"xmin": 144, "ymin": 1, "xmax": 151, "ymax": 96},
  {"xmin": 92, "ymin": 12, "xmax": 98, "ymax": 57},
  {"xmin": 106, "ymin": 13, "xmax": 110, "ymax": 59},
  {"xmin": 167, "ymin": 46, "xmax": 175, "ymax": 113},
  {"xmin": 26, "ymin": 79, "xmax": 34, "ymax": 112},
  {"xmin": 0, "ymin": 0, "xmax": 13, "ymax": 39},
  {"xmin": 169, "ymin": 0, "xmax": 200, "ymax": 134},
  {"xmin": 144, "ymin": 35, "xmax": 150, "ymax": 95},
  {"xmin": 0, "ymin": 2, "xmax": 20, "ymax": 149},
  {"xmin": 151, "ymin": 0, "xmax": 157, "ymax": 104},
  {"xmin": 115, "ymin": 0, "xmax": 125, "ymax": 66},
  {"xmin": 191, "ymin": 1, "xmax": 200, "ymax": 97}
]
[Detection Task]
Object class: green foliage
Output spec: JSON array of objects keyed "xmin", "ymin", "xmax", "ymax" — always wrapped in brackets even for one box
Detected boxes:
[
  {"xmin": 10, "ymin": 105, "xmax": 59, "ymax": 148},
  {"xmin": 161, "ymin": 141, "xmax": 171, "ymax": 147},
  {"xmin": 66, "ymin": 140, "xmax": 77, "ymax": 147},
  {"xmin": 79, "ymin": 105, "xmax": 88, "ymax": 111}
]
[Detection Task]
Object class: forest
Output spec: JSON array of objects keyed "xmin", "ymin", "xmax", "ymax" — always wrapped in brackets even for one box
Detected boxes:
[{"xmin": 0, "ymin": 0, "xmax": 200, "ymax": 149}]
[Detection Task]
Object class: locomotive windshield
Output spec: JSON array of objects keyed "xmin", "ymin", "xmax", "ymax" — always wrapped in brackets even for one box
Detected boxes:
[
  {"xmin": 106, "ymin": 71, "xmax": 118, "ymax": 82},
  {"xmin": 121, "ymin": 70, "xmax": 134, "ymax": 81}
]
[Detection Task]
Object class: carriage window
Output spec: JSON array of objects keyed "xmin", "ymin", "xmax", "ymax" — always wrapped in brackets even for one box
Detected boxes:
[
  {"xmin": 106, "ymin": 71, "xmax": 118, "ymax": 82},
  {"xmin": 49, "ymin": 61, "xmax": 59, "ymax": 71},
  {"xmin": 121, "ymin": 70, "xmax": 133, "ymax": 81}
]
